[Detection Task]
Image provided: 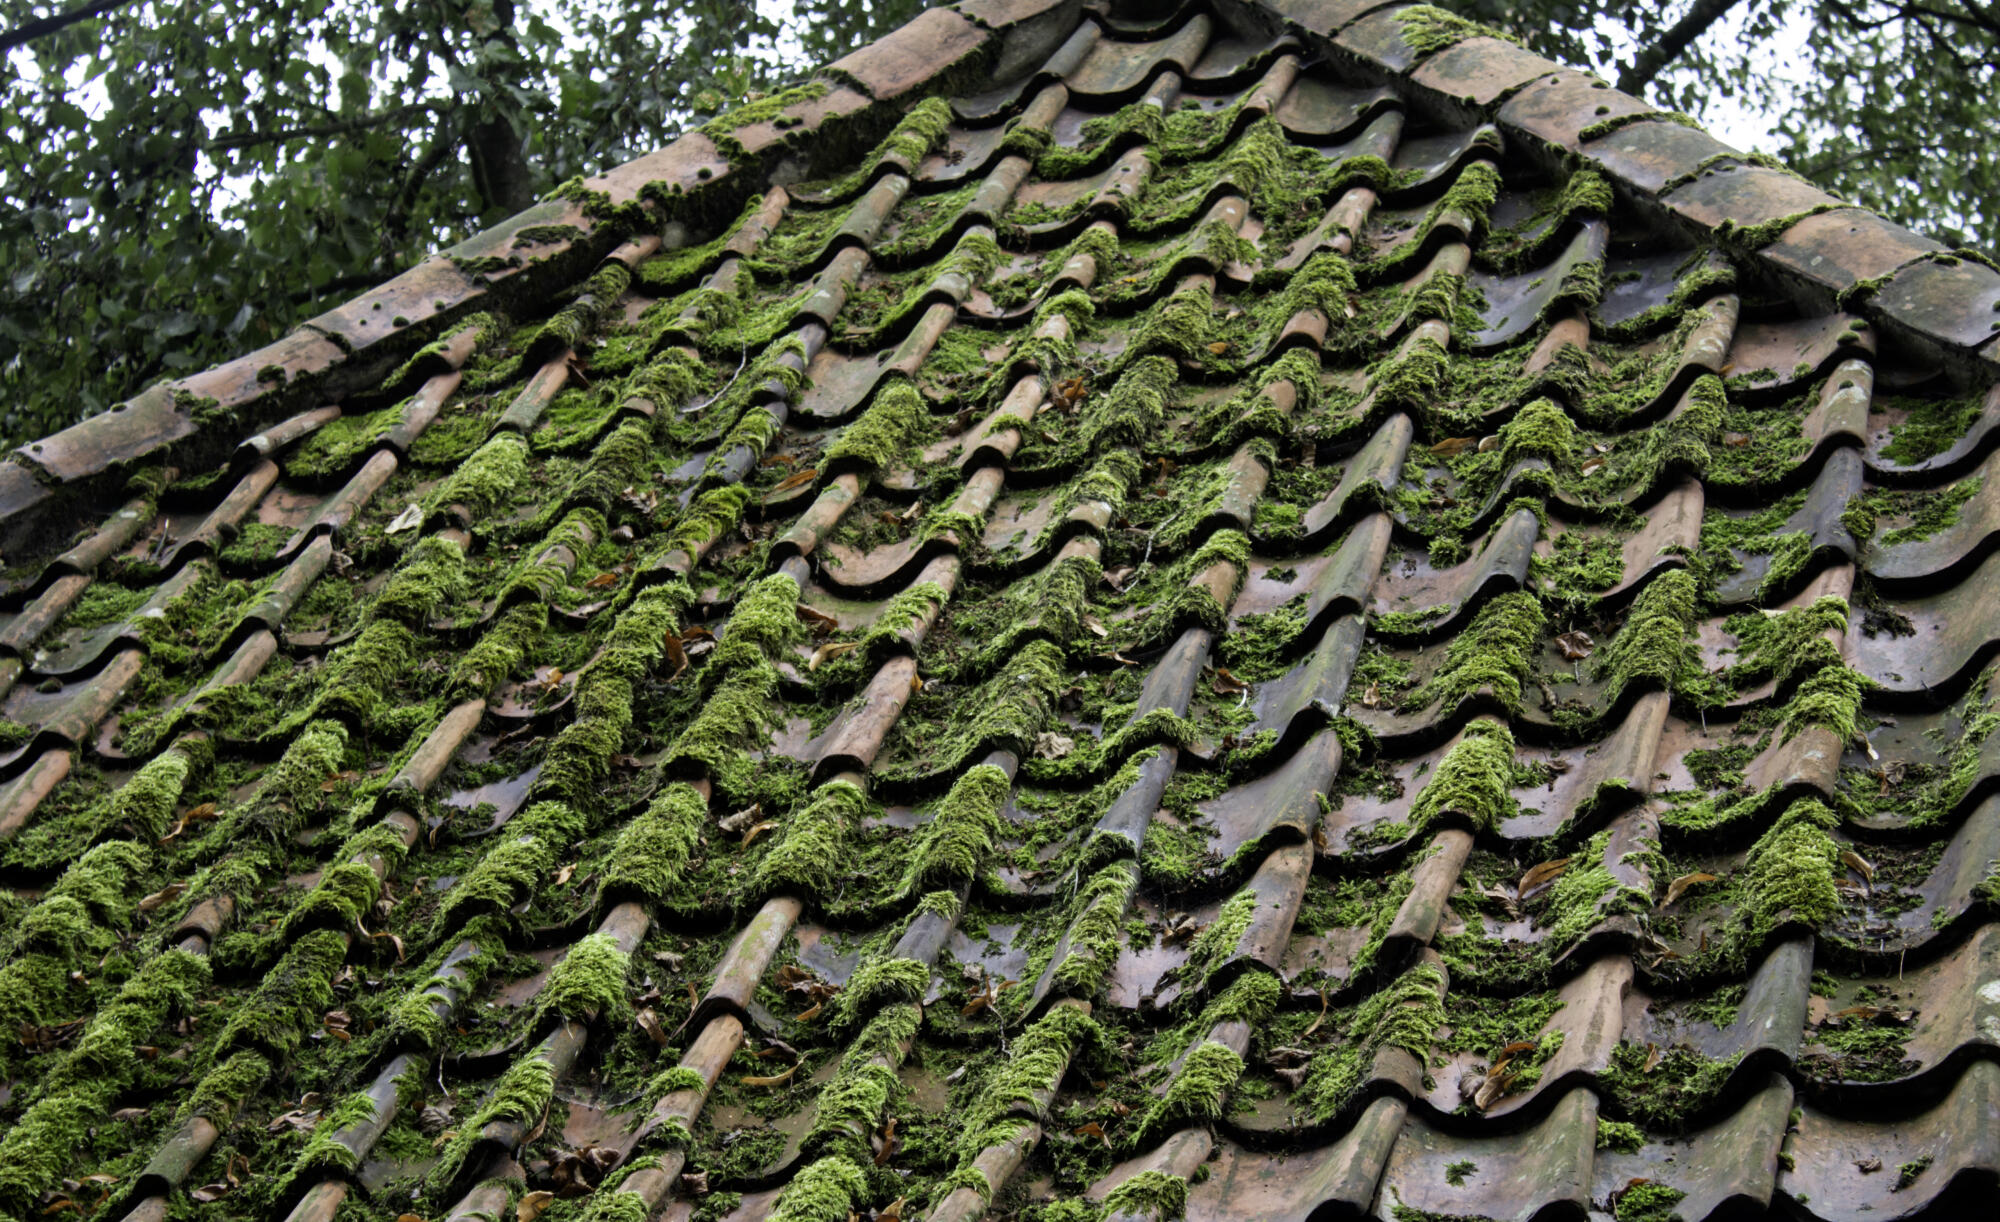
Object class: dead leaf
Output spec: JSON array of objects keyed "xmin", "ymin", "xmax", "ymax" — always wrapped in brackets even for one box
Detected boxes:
[
  {"xmin": 1473, "ymin": 1065, "xmax": 1514, "ymax": 1111},
  {"xmin": 554, "ymin": 863, "xmax": 575, "ymax": 886},
  {"xmin": 1855, "ymin": 1157, "xmax": 1882, "ymax": 1174},
  {"xmin": 636, "ymin": 1007, "xmax": 668, "ymax": 1047},
  {"xmin": 1301, "ymin": 988, "xmax": 1329, "ymax": 1038},
  {"xmin": 740, "ymin": 819, "xmax": 779, "ymax": 847},
  {"xmin": 1101, "ymin": 566, "xmax": 1134, "ymax": 591},
  {"xmin": 518, "ymin": 1190, "xmax": 556, "ymax": 1222},
  {"xmin": 1661, "ymin": 871, "xmax": 1718, "ymax": 908},
  {"xmin": 386, "ymin": 503, "xmax": 424, "ymax": 534},
  {"xmin": 1034, "ymin": 731, "xmax": 1074, "ymax": 760},
  {"xmin": 1072, "ymin": 1121, "xmax": 1109, "ymax": 1146},
  {"xmin": 1206, "ymin": 341, "xmax": 1231, "ymax": 355},
  {"xmin": 663, "ymin": 632, "xmax": 689, "ymax": 681},
  {"xmin": 1555, "ymin": 629, "xmax": 1595, "ymax": 661},
  {"xmin": 878, "ymin": 1195, "xmax": 906, "ymax": 1221},
  {"xmin": 398, "ymin": 1215, "xmax": 428, "ymax": 1222},
  {"xmin": 873, "ymin": 1117, "xmax": 900, "ymax": 1167},
  {"xmin": 1361, "ymin": 680, "xmax": 1380, "ymax": 708},
  {"xmin": 1642, "ymin": 1042, "xmax": 1663, "ymax": 1072},
  {"xmin": 1428, "ymin": 436, "xmax": 1475, "ymax": 458},
  {"xmin": 742, "ymin": 1063, "xmax": 799, "ymax": 1088},
  {"xmin": 1841, "ymin": 849, "xmax": 1876, "ymax": 884},
  {"xmin": 584, "ymin": 571, "xmax": 619, "ymax": 589},
  {"xmin": 1807, "ymin": 995, "xmax": 1832, "ymax": 1025},
  {"xmin": 1082, "ymin": 614, "xmax": 1109, "ymax": 638},
  {"xmin": 760, "ymin": 453, "xmax": 797, "ymax": 468},
  {"xmin": 1211, "ymin": 667, "xmax": 1249, "ymax": 695},
  {"xmin": 1517, "ymin": 858, "xmax": 1571, "ymax": 899},
  {"xmin": 771, "ymin": 467, "xmax": 818, "ymax": 493},
  {"xmin": 795, "ymin": 605, "xmax": 839, "ymax": 636},
  {"xmin": 1477, "ymin": 434, "xmax": 1501, "ymax": 453},
  {"xmin": 809, "ymin": 641, "xmax": 859, "ymax": 671},
  {"xmin": 137, "ymin": 882, "xmax": 186, "ymax": 913},
  {"xmin": 1581, "ymin": 455, "xmax": 1607, "ymax": 475},
  {"xmin": 718, "ymin": 803, "xmax": 761, "ymax": 834}
]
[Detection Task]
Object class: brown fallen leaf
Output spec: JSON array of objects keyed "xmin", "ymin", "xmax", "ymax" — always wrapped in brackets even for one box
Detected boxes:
[
  {"xmin": 1517, "ymin": 857, "xmax": 1571, "ymax": 899},
  {"xmin": 584, "ymin": 571, "xmax": 619, "ymax": 589},
  {"xmin": 662, "ymin": 632, "xmax": 689, "ymax": 681},
  {"xmin": 1207, "ymin": 341, "xmax": 1232, "ymax": 355},
  {"xmin": 760, "ymin": 453, "xmax": 797, "ymax": 468},
  {"xmin": 1841, "ymin": 849, "xmax": 1876, "ymax": 884},
  {"xmin": 1429, "ymin": 436, "xmax": 1476, "ymax": 458},
  {"xmin": 554, "ymin": 862, "xmax": 575, "ymax": 886},
  {"xmin": 878, "ymin": 1194, "xmax": 907, "ymax": 1220},
  {"xmin": 137, "ymin": 882, "xmax": 186, "ymax": 913},
  {"xmin": 636, "ymin": 1007, "xmax": 669, "ymax": 1048},
  {"xmin": 809, "ymin": 641, "xmax": 859, "ymax": 671},
  {"xmin": 1082, "ymin": 614, "xmax": 1109, "ymax": 639},
  {"xmin": 398, "ymin": 1214, "xmax": 428, "ymax": 1222},
  {"xmin": 1211, "ymin": 667, "xmax": 1249, "ymax": 695},
  {"xmin": 1072, "ymin": 1121, "xmax": 1109, "ymax": 1146},
  {"xmin": 1661, "ymin": 871, "xmax": 1718, "ymax": 907},
  {"xmin": 795, "ymin": 604, "xmax": 839, "ymax": 636},
  {"xmin": 1101, "ymin": 566, "xmax": 1135, "ymax": 591},
  {"xmin": 518, "ymin": 1190, "xmax": 556, "ymax": 1222},
  {"xmin": 874, "ymin": 1117, "xmax": 900, "ymax": 1167},
  {"xmin": 718, "ymin": 804, "xmax": 762, "ymax": 834},
  {"xmin": 1555, "ymin": 629, "xmax": 1595, "ymax": 661},
  {"xmin": 1361, "ymin": 680, "xmax": 1380, "ymax": 708},
  {"xmin": 1581, "ymin": 455, "xmax": 1607, "ymax": 474},
  {"xmin": 742, "ymin": 1063, "xmax": 799, "ymax": 1088},
  {"xmin": 1473, "ymin": 1063, "xmax": 1514, "ymax": 1111},
  {"xmin": 771, "ymin": 467, "xmax": 818, "ymax": 493},
  {"xmin": 1477, "ymin": 433, "xmax": 1501, "ymax": 452},
  {"xmin": 1642, "ymin": 1042, "xmax": 1663, "ymax": 1072},
  {"xmin": 740, "ymin": 819, "xmax": 779, "ymax": 848},
  {"xmin": 1300, "ymin": 988, "xmax": 1329, "ymax": 1038}
]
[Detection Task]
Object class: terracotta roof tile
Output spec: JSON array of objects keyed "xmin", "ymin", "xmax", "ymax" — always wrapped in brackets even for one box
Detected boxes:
[{"xmin": 2, "ymin": 4, "xmax": 2000, "ymax": 1222}]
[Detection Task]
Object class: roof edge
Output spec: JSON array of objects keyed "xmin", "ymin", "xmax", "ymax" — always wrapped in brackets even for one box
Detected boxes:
[
  {"xmin": 1236, "ymin": 0, "xmax": 2000, "ymax": 383},
  {"xmin": 0, "ymin": 0, "xmax": 1083, "ymax": 553}
]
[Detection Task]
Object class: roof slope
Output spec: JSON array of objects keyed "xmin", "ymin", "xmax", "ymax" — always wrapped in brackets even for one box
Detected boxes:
[{"xmin": 0, "ymin": 3, "xmax": 1997, "ymax": 1221}]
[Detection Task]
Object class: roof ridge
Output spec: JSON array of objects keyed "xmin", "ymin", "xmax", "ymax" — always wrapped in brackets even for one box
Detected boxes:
[{"xmin": 1243, "ymin": 0, "xmax": 2000, "ymax": 378}]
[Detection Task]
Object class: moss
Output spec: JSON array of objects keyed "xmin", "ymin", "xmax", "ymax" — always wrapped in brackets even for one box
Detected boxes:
[
  {"xmin": 1614, "ymin": 1182, "xmax": 1686, "ymax": 1222},
  {"xmin": 1743, "ymin": 798, "xmax": 1843, "ymax": 934},
  {"xmin": 1715, "ymin": 201, "xmax": 1846, "ymax": 250},
  {"xmin": 700, "ymin": 79, "xmax": 830, "ymax": 160},
  {"xmin": 1301, "ymin": 961, "xmax": 1445, "ymax": 1122},
  {"xmin": 178, "ymin": 1048, "xmax": 270, "ymax": 1124},
  {"xmin": 437, "ymin": 800, "xmax": 586, "ymax": 933},
  {"xmin": 449, "ymin": 603, "xmax": 547, "ymax": 701},
  {"xmin": 1101, "ymin": 1170, "xmax": 1189, "ymax": 1220},
  {"xmin": 1595, "ymin": 569, "xmax": 1701, "ymax": 704},
  {"xmin": 808, "ymin": 1003, "xmax": 919, "ymax": 1160},
  {"xmin": 668, "ymin": 573, "xmax": 804, "ymax": 794},
  {"xmin": 1408, "ymin": 719, "xmax": 1517, "ymax": 833},
  {"xmin": 601, "ymin": 782, "xmax": 706, "ymax": 906},
  {"xmin": 429, "ymin": 1054, "xmax": 557, "ymax": 1194},
  {"xmin": 770, "ymin": 1155, "xmax": 868, "ymax": 1222},
  {"xmin": 1083, "ymin": 355, "xmax": 1176, "ymax": 452},
  {"xmin": 1597, "ymin": 1118, "xmax": 1646, "ymax": 1153},
  {"xmin": 535, "ymin": 931, "xmax": 631, "ymax": 1028},
  {"xmin": 374, "ymin": 535, "xmax": 471, "ymax": 625},
  {"xmin": 824, "ymin": 379, "xmax": 936, "ymax": 474},
  {"xmin": 1895, "ymin": 1155, "xmax": 1933, "ymax": 1190},
  {"xmin": 756, "ymin": 778, "xmax": 870, "ymax": 901},
  {"xmin": 664, "ymin": 485, "xmax": 753, "ymax": 559},
  {"xmin": 1394, "ymin": 4, "xmax": 1520, "ymax": 54},
  {"xmin": 1052, "ymin": 860, "xmax": 1138, "ymax": 997},
  {"xmin": 1405, "ymin": 591, "xmax": 1543, "ymax": 713},
  {"xmin": 429, "ymin": 431, "xmax": 530, "ymax": 519},
  {"xmin": 1499, "ymin": 398, "xmax": 1577, "ymax": 468},
  {"xmin": 898, "ymin": 762, "xmax": 1008, "ymax": 895},
  {"xmin": 832, "ymin": 957, "xmax": 930, "ymax": 1029},
  {"xmin": 1602, "ymin": 1041, "xmax": 1738, "ymax": 1130},
  {"xmin": 215, "ymin": 927, "xmax": 348, "ymax": 1057},
  {"xmin": 954, "ymin": 1005, "xmax": 1104, "ymax": 1167},
  {"xmin": 1878, "ymin": 390, "xmax": 1984, "ymax": 465}
]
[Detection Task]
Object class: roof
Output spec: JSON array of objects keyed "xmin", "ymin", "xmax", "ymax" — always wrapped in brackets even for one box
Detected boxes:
[{"xmin": 0, "ymin": 1, "xmax": 1997, "ymax": 1220}]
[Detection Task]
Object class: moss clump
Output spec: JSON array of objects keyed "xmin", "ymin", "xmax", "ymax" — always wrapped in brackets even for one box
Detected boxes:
[
  {"xmin": 807, "ymin": 1003, "xmax": 919, "ymax": 1160},
  {"xmin": 1742, "ymin": 798, "xmax": 1843, "ymax": 935},
  {"xmin": 1405, "ymin": 591, "xmax": 1544, "ymax": 713},
  {"xmin": 824, "ymin": 379, "xmax": 936, "ymax": 474},
  {"xmin": 1101, "ymin": 1170, "xmax": 1190, "ymax": 1220},
  {"xmin": 1499, "ymin": 398, "xmax": 1577, "ymax": 468},
  {"xmin": 1408, "ymin": 719, "xmax": 1517, "ymax": 833},
  {"xmin": 1394, "ymin": 4, "xmax": 1520, "ymax": 54},
  {"xmin": 770, "ymin": 1155, "xmax": 869, "ymax": 1222},
  {"xmin": 899, "ymin": 762, "xmax": 1009, "ymax": 895},
  {"xmin": 1614, "ymin": 1181, "xmax": 1686, "ymax": 1222},
  {"xmin": 449, "ymin": 603, "xmax": 547, "ymax": 701},
  {"xmin": 373, "ymin": 535, "xmax": 470, "ymax": 625},
  {"xmin": 1300, "ymin": 962, "xmax": 1445, "ymax": 1122},
  {"xmin": 1051, "ymin": 861, "xmax": 1138, "ymax": 997},
  {"xmin": 755, "ymin": 779, "xmax": 870, "ymax": 901},
  {"xmin": 953, "ymin": 1005, "xmax": 1105, "ymax": 1171},
  {"xmin": 428, "ymin": 1054, "xmax": 557, "ymax": 1195},
  {"xmin": 1083, "ymin": 355, "xmax": 1176, "ymax": 452},
  {"xmin": 535, "ymin": 931, "xmax": 631, "ymax": 1028},
  {"xmin": 215, "ymin": 928, "xmax": 348, "ymax": 1057},
  {"xmin": 832, "ymin": 957, "xmax": 930, "ymax": 1029},
  {"xmin": 429, "ymin": 432, "xmax": 529, "ymax": 519},
  {"xmin": 1597, "ymin": 1118, "xmax": 1646, "ymax": 1153},
  {"xmin": 667, "ymin": 573, "xmax": 804, "ymax": 794},
  {"xmin": 601, "ymin": 782, "xmax": 706, "ymax": 906},
  {"xmin": 700, "ymin": 79, "xmax": 830, "ymax": 160},
  {"xmin": 1595, "ymin": 569, "xmax": 1702, "ymax": 704}
]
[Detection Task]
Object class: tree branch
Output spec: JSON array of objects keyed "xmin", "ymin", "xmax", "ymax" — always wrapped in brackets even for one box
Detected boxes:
[
  {"xmin": 1619, "ymin": 0, "xmax": 1749, "ymax": 94},
  {"xmin": 0, "ymin": 0, "xmax": 134, "ymax": 54}
]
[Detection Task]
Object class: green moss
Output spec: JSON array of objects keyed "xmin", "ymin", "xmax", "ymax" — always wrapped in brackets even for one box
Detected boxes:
[
  {"xmin": 1601, "ymin": 1040, "xmax": 1738, "ymax": 1130},
  {"xmin": 178, "ymin": 1048, "xmax": 270, "ymax": 1124},
  {"xmin": 429, "ymin": 431, "xmax": 530, "ymax": 519},
  {"xmin": 832, "ymin": 957, "xmax": 930, "ymax": 1029},
  {"xmin": 1595, "ymin": 569, "xmax": 1701, "ymax": 704},
  {"xmin": 1394, "ymin": 4, "xmax": 1520, "ymax": 54},
  {"xmin": 1878, "ymin": 391, "xmax": 1984, "ymax": 466},
  {"xmin": 701, "ymin": 79, "xmax": 830, "ymax": 161},
  {"xmin": 954, "ymin": 1005, "xmax": 1104, "ymax": 1169},
  {"xmin": 1743, "ymin": 798, "xmax": 1843, "ymax": 934},
  {"xmin": 1895, "ymin": 1155, "xmax": 1933, "ymax": 1190},
  {"xmin": 1715, "ymin": 201, "xmax": 1846, "ymax": 250},
  {"xmin": 1102, "ymin": 1170, "xmax": 1189, "ymax": 1220},
  {"xmin": 1499, "ymin": 398, "xmax": 1577, "ymax": 468},
  {"xmin": 535, "ymin": 931, "xmax": 631, "ymax": 1028},
  {"xmin": 1406, "ymin": 591, "xmax": 1543, "ymax": 713},
  {"xmin": 898, "ymin": 762, "xmax": 1008, "ymax": 896},
  {"xmin": 1409, "ymin": 719, "xmax": 1518, "ymax": 833},
  {"xmin": 1300, "ymin": 962, "xmax": 1445, "ymax": 1122},
  {"xmin": 429, "ymin": 1054, "xmax": 557, "ymax": 1194},
  {"xmin": 215, "ymin": 927, "xmax": 348, "ymax": 1057},
  {"xmin": 1614, "ymin": 1181, "xmax": 1686, "ymax": 1222},
  {"xmin": 601, "ymin": 782, "xmax": 706, "ymax": 906},
  {"xmin": 824, "ymin": 379, "xmax": 936, "ymax": 473},
  {"xmin": 756, "ymin": 778, "xmax": 870, "ymax": 901},
  {"xmin": 668, "ymin": 573, "xmax": 804, "ymax": 794},
  {"xmin": 808, "ymin": 1002, "xmax": 919, "ymax": 1160},
  {"xmin": 1597, "ymin": 1118, "xmax": 1646, "ymax": 1153},
  {"xmin": 770, "ymin": 1155, "xmax": 868, "ymax": 1222},
  {"xmin": 449, "ymin": 603, "xmax": 547, "ymax": 701},
  {"xmin": 1052, "ymin": 860, "xmax": 1138, "ymax": 997}
]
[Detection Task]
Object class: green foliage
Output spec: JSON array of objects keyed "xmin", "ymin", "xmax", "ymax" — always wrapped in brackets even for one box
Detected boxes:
[{"xmin": 0, "ymin": 0, "xmax": 925, "ymax": 446}]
